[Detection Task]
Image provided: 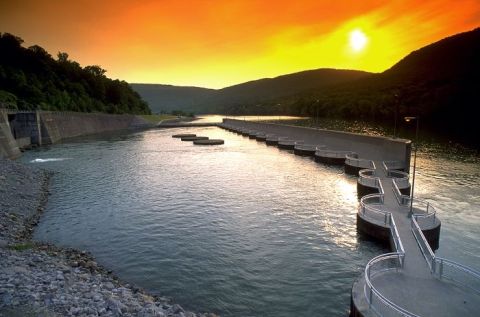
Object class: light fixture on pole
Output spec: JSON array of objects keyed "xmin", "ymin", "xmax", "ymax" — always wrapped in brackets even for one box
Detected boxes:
[
  {"xmin": 404, "ymin": 116, "xmax": 419, "ymax": 217},
  {"xmin": 393, "ymin": 93, "xmax": 399, "ymax": 138}
]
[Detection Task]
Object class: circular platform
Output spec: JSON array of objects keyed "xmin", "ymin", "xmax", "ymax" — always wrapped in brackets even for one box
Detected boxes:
[
  {"xmin": 255, "ymin": 132, "xmax": 267, "ymax": 141},
  {"xmin": 172, "ymin": 133, "xmax": 196, "ymax": 138},
  {"xmin": 293, "ymin": 144, "xmax": 317, "ymax": 156},
  {"xmin": 278, "ymin": 139, "xmax": 303, "ymax": 150},
  {"xmin": 265, "ymin": 135, "xmax": 280, "ymax": 145},
  {"xmin": 193, "ymin": 139, "xmax": 224, "ymax": 145},
  {"xmin": 181, "ymin": 136, "xmax": 209, "ymax": 141}
]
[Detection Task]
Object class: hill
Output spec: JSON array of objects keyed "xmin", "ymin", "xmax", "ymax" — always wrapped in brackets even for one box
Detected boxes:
[
  {"xmin": 130, "ymin": 84, "xmax": 213, "ymax": 114},
  {"xmin": 131, "ymin": 69, "xmax": 371, "ymax": 114},
  {"xmin": 199, "ymin": 68, "xmax": 372, "ymax": 113},
  {"xmin": 0, "ymin": 33, "xmax": 150, "ymax": 114},
  {"xmin": 279, "ymin": 27, "xmax": 480, "ymax": 143}
]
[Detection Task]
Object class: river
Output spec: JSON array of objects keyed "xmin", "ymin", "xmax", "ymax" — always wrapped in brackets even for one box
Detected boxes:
[{"xmin": 20, "ymin": 117, "xmax": 480, "ymax": 316}]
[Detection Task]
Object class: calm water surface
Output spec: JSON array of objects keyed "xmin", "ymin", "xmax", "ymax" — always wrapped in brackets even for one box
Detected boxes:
[{"xmin": 20, "ymin": 123, "xmax": 480, "ymax": 316}]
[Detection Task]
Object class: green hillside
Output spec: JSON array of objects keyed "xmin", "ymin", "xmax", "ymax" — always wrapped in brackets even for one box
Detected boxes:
[
  {"xmin": 0, "ymin": 33, "xmax": 150, "ymax": 114},
  {"xmin": 130, "ymin": 83, "xmax": 213, "ymax": 114}
]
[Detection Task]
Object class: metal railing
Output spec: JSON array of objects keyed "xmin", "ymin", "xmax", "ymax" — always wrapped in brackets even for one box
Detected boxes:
[
  {"xmin": 392, "ymin": 180, "xmax": 437, "ymax": 226},
  {"xmin": 346, "ymin": 154, "xmax": 375, "ymax": 169},
  {"xmin": 390, "ymin": 216, "xmax": 405, "ymax": 256},
  {"xmin": 363, "ymin": 216, "xmax": 409, "ymax": 316},
  {"xmin": 386, "ymin": 170, "xmax": 410, "ymax": 189},
  {"xmin": 392, "ymin": 179, "xmax": 410, "ymax": 206},
  {"xmin": 411, "ymin": 216, "xmax": 480, "ymax": 293},
  {"xmin": 359, "ymin": 194, "xmax": 390, "ymax": 225},
  {"xmin": 411, "ymin": 216, "xmax": 436, "ymax": 271},
  {"xmin": 359, "ymin": 169, "xmax": 383, "ymax": 191},
  {"xmin": 432, "ymin": 258, "xmax": 480, "ymax": 294},
  {"xmin": 364, "ymin": 252, "xmax": 416, "ymax": 317},
  {"xmin": 383, "ymin": 160, "xmax": 405, "ymax": 171}
]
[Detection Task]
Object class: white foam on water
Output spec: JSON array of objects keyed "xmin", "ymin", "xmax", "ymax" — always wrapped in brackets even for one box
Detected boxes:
[{"xmin": 30, "ymin": 158, "xmax": 72, "ymax": 163}]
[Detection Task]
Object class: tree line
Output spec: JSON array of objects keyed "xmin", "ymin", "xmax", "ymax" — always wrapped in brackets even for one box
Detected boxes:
[{"xmin": 0, "ymin": 33, "xmax": 150, "ymax": 114}]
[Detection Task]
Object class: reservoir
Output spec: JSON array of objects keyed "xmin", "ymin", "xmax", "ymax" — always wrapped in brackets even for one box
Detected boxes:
[{"xmin": 20, "ymin": 124, "xmax": 480, "ymax": 316}]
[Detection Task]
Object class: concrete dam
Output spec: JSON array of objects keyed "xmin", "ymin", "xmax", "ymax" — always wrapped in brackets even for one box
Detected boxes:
[
  {"xmin": 0, "ymin": 109, "xmax": 150, "ymax": 159},
  {"xmin": 217, "ymin": 119, "xmax": 480, "ymax": 317}
]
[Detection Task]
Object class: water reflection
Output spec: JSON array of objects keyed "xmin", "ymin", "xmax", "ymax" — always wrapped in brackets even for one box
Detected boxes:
[
  {"xmin": 194, "ymin": 115, "xmax": 307, "ymax": 123},
  {"xmin": 19, "ymin": 117, "xmax": 480, "ymax": 316}
]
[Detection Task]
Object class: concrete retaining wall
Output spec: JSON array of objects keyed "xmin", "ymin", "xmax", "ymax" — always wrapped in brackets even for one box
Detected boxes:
[
  {"xmin": 40, "ymin": 112, "xmax": 136, "ymax": 144},
  {"xmin": 0, "ymin": 110, "xmax": 151, "ymax": 159},
  {"xmin": 224, "ymin": 119, "xmax": 411, "ymax": 164},
  {"xmin": 0, "ymin": 109, "xmax": 21, "ymax": 159}
]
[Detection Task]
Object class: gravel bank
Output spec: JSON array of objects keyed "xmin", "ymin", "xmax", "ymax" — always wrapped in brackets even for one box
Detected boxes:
[{"xmin": 0, "ymin": 158, "xmax": 218, "ymax": 317}]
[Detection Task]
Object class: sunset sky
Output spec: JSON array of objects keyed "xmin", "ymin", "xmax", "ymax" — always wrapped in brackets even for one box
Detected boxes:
[{"xmin": 1, "ymin": 0, "xmax": 479, "ymax": 89}]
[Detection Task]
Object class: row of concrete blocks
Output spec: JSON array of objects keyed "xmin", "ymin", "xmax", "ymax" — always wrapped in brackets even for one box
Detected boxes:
[{"xmin": 219, "ymin": 123, "xmax": 364, "ymax": 173}]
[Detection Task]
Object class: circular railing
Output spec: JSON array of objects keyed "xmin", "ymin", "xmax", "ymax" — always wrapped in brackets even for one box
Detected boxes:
[
  {"xmin": 358, "ymin": 169, "xmax": 380, "ymax": 188},
  {"xmin": 346, "ymin": 154, "xmax": 375, "ymax": 169},
  {"xmin": 364, "ymin": 253, "xmax": 418, "ymax": 317},
  {"xmin": 359, "ymin": 194, "xmax": 391, "ymax": 225},
  {"xmin": 411, "ymin": 198, "xmax": 437, "ymax": 227}
]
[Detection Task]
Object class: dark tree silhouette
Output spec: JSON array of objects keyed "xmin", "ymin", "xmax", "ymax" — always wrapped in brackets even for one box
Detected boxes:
[{"xmin": 0, "ymin": 33, "xmax": 150, "ymax": 114}]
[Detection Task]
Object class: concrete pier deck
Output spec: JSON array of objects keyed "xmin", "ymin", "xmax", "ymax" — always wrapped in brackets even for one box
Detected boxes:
[{"xmin": 218, "ymin": 119, "xmax": 480, "ymax": 317}]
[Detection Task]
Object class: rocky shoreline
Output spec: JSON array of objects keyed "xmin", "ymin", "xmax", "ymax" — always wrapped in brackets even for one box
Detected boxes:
[{"xmin": 0, "ymin": 158, "xmax": 217, "ymax": 317}]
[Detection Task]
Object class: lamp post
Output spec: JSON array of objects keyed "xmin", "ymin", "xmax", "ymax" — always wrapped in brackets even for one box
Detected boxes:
[
  {"xmin": 404, "ymin": 116, "xmax": 419, "ymax": 216},
  {"xmin": 393, "ymin": 93, "xmax": 399, "ymax": 138}
]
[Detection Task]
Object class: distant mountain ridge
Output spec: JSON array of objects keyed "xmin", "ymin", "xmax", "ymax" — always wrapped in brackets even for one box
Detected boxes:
[
  {"xmin": 131, "ymin": 69, "xmax": 371, "ymax": 113},
  {"xmin": 129, "ymin": 83, "xmax": 213, "ymax": 113},
  {"xmin": 131, "ymin": 27, "xmax": 480, "ymax": 145}
]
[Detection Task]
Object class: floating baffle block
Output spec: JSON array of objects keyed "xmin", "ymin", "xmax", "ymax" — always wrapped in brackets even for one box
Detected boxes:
[
  {"xmin": 193, "ymin": 139, "xmax": 224, "ymax": 145},
  {"xmin": 172, "ymin": 133, "xmax": 196, "ymax": 138}
]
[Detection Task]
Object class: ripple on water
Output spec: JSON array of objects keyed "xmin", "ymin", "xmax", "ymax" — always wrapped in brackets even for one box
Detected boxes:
[{"xmin": 20, "ymin": 126, "xmax": 480, "ymax": 317}]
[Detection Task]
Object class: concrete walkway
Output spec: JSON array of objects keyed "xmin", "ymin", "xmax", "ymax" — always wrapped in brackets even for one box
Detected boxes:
[{"xmin": 358, "ymin": 161, "xmax": 480, "ymax": 316}]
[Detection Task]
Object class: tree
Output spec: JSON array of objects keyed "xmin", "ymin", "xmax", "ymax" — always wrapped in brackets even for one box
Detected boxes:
[
  {"xmin": 84, "ymin": 65, "xmax": 106, "ymax": 77},
  {"xmin": 57, "ymin": 52, "xmax": 69, "ymax": 63}
]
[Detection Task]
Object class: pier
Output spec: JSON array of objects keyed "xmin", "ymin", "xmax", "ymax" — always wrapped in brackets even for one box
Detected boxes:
[{"xmin": 217, "ymin": 119, "xmax": 480, "ymax": 317}]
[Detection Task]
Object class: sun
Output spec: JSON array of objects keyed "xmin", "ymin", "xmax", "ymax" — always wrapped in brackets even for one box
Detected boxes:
[{"xmin": 349, "ymin": 29, "xmax": 368, "ymax": 52}]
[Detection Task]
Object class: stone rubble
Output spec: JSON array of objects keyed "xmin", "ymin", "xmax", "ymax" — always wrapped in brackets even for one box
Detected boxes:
[{"xmin": 0, "ymin": 158, "xmax": 218, "ymax": 317}]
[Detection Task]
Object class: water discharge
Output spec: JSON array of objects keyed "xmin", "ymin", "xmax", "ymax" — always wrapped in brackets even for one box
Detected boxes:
[{"xmin": 20, "ymin": 125, "xmax": 480, "ymax": 317}]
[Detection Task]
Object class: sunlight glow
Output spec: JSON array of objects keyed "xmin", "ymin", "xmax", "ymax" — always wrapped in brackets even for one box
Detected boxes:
[{"xmin": 349, "ymin": 29, "xmax": 368, "ymax": 52}]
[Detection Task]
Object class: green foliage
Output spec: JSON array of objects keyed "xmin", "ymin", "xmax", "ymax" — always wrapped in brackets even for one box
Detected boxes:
[
  {"xmin": 0, "ymin": 33, "xmax": 151, "ymax": 114},
  {"xmin": 140, "ymin": 114, "xmax": 176, "ymax": 123}
]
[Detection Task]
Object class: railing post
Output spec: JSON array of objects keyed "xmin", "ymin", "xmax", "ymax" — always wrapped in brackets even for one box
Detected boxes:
[{"xmin": 439, "ymin": 259, "xmax": 444, "ymax": 278}]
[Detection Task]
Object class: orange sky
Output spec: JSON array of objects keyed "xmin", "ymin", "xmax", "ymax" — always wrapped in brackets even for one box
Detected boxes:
[{"xmin": 1, "ymin": 0, "xmax": 479, "ymax": 88}]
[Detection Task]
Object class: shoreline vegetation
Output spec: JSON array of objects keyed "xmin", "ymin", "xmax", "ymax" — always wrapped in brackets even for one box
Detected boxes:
[
  {"xmin": 0, "ymin": 33, "xmax": 150, "ymax": 115},
  {"xmin": 0, "ymin": 157, "xmax": 218, "ymax": 317}
]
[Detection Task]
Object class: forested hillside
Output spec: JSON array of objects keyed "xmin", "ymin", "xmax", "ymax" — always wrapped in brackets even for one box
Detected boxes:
[
  {"xmin": 276, "ymin": 28, "xmax": 480, "ymax": 143},
  {"xmin": 130, "ymin": 84, "xmax": 213, "ymax": 114},
  {"xmin": 0, "ymin": 33, "xmax": 150, "ymax": 114},
  {"xmin": 196, "ymin": 68, "xmax": 371, "ymax": 113}
]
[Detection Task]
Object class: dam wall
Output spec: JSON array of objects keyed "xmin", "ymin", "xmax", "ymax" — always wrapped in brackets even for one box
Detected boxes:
[
  {"xmin": 0, "ymin": 109, "xmax": 21, "ymax": 159},
  {"xmin": 223, "ymin": 119, "xmax": 411, "ymax": 164},
  {"xmin": 0, "ymin": 110, "xmax": 150, "ymax": 159},
  {"xmin": 39, "ymin": 112, "xmax": 136, "ymax": 144}
]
